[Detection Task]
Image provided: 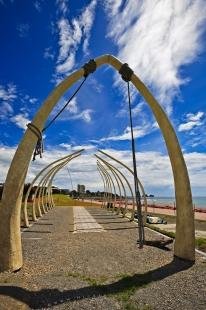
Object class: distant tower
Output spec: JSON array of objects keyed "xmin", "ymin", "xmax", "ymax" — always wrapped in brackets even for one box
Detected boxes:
[{"xmin": 77, "ymin": 184, "xmax": 85, "ymax": 194}]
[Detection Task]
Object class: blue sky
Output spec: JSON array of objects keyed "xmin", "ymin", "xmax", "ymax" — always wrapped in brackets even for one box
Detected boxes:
[{"xmin": 0, "ymin": 0, "xmax": 206, "ymax": 196}]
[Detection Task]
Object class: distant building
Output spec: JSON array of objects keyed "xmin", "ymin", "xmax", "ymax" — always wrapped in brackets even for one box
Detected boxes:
[{"xmin": 77, "ymin": 184, "xmax": 85, "ymax": 194}]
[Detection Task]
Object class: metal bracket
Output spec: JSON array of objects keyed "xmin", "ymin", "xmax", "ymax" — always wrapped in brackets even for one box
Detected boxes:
[{"xmin": 119, "ymin": 63, "xmax": 134, "ymax": 82}]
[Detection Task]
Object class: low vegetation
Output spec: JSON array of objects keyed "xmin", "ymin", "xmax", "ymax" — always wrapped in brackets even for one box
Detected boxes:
[
  {"xmin": 52, "ymin": 194, "xmax": 101, "ymax": 207},
  {"xmin": 66, "ymin": 271, "xmax": 153, "ymax": 310},
  {"xmin": 146, "ymin": 223, "xmax": 206, "ymax": 252},
  {"xmin": 195, "ymin": 238, "xmax": 206, "ymax": 251},
  {"xmin": 147, "ymin": 211, "xmax": 206, "ymax": 231}
]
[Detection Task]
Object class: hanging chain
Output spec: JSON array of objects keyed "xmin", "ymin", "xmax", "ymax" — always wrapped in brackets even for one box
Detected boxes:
[
  {"xmin": 119, "ymin": 63, "xmax": 145, "ymax": 247},
  {"xmin": 27, "ymin": 59, "xmax": 96, "ymax": 161},
  {"xmin": 42, "ymin": 77, "xmax": 87, "ymax": 133},
  {"xmin": 26, "ymin": 123, "xmax": 44, "ymax": 161}
]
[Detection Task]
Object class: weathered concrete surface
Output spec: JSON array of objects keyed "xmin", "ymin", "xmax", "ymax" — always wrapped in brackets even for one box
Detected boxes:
[{"xmin": 0, "ymin": 206, "xmax": 204, "ymax": 310}]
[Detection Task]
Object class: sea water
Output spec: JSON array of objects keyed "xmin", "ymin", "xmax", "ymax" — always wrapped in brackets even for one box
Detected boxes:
[{"xmin": 144, "ymin": 197, "xmax": 206, "ymax": 209}]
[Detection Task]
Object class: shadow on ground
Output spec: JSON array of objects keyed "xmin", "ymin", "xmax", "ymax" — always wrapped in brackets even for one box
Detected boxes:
[
  {"xmin": 23, "ymin": 230, "xmax": 51, "ymax": 234},
  {"xmin": 0, "ymin": 258, "xmax": 194, "ymax": 309}
]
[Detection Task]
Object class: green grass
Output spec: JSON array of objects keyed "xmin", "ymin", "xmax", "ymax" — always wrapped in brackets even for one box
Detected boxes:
[
  {"xmin": 66, "ymin": 271, "xmax": 100, "ymax": 286},
  {"xmin": 146, "ymin": 223, "xmax": 206, "ymax": 252},
  {"xmin": 52, "ymin": 194, "xmax": 101, "ymax": 207},
  {"xmin": 146, "ymin": 224, "xmax": 176, "ymax": 238},
  {"xmin": 52, "ymin": 194, "xmax": 73, "ymax": 206},
  {"xmin": 19, "ymin": 194, "xmax": 101, "ymax": 225},
  {"xmin": 195, "ymin": 238, "xmax": 206, "ymax": 251},
  {"xmin": 65, "ymin": 271, "xmax": 153, "ymax": 309},
  {"xmin": 147, "ymin": 212, "xmax": 206, "ymax": 231},
  {"xmin": 114, "ymin": 273, "xmax": 152, "ymax": 303}
]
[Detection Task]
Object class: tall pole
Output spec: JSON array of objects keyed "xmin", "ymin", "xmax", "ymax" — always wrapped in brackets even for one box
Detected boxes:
[
  {"xmin": 127, "ymin": 81, "xmax": 144, "ymax": 248},
  {"xmin": 67, "ymin": 167, "xmax": 74, "ymax": 198}
]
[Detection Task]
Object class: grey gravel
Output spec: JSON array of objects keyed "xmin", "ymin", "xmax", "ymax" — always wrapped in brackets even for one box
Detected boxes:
[{"xmin": 0, "ymin": 206, "xmax": 205, "ymax": 310}]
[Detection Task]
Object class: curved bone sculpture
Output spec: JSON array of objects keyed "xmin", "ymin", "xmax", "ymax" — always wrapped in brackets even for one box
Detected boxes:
[
  {"xmin": 36, "ymin": 153, "xmax": 81, "ymax": 213},
  {"xmin": 97, "ymin": 157, "xmax": 132, "ymax": 216},
  {"xmin": 97, "ymin": 161, "xmax": 117, "ymax": 212},
  {"xmin": 96, "ymin": 155, "xmax": 135, "ymax": 218},
  {"xmin": 97, "ymin": 166, "xmax": 107, "ymax": 208},
  {"xmin": 98, "ymin": 162, "xmax": 126, "ymax": 213},
  {"xmin": 0, "ymin": 54, "xmax": 194, "ymax": 271},
  {"xmin": 97, "ymin": 162, "xmax": 112, "ymax": 207},
  {"xmin": 98, "ymin": 150, "xmax": 148, "ymax": 219},
  {"xmin": 98, "ymin": 159, "xmax": 127, "ymax": 213},
  {"xmin": 99, "ymin": 158, "xmax": 123, "ymax": 213},
  {"xmin": 31, "ymin": 152, "xmax": 81, "ymax": 220},
  {"xmin": 23, "ymin": 150, "xmax": 83, "ymax": 227},
  {"xmin": 33, "ymin": 161, "xmax": 69, "ymax": 217}
]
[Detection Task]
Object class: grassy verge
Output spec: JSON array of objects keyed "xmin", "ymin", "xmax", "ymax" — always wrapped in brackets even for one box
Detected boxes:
[
  {"xmin": 146, "ymin": 224, "xmax": 206, "ymax": 252},
  {"xmin": 52, "ymin": 194, "xmax": 101, "ymax": 207},
  {"xmin": 146, "ymin": 212, "xmax": 206, "ymax": 231},
  {"xmin": 19, "ymin": 194, "xmax": 100, "ymax": 226},
  {"xmin": 195, "ymin": 238, "xmax": 206, "ymax": 251},
  {"xmin": 65, "ymin": 271, "xmax": 153, "ymax": 310}
]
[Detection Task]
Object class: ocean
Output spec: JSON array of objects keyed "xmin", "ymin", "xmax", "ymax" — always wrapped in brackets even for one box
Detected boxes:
[{"xmin": 143, "ymin": 196, "xmax": 206, "ymax": 209}]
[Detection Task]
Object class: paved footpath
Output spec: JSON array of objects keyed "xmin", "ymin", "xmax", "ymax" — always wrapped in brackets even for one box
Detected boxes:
[
  {"xmin": 73, "ymin": 206, "xmax": 105, "ymax": 233},
  {"xmin": 0, "ymin": 205, "xmax": 206, "ymax": 310}
]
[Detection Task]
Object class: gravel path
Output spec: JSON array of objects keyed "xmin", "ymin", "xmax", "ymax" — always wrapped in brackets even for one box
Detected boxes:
[{"xmin": 0, "ymin": 205, "xmax": 205, "ymax": 309}]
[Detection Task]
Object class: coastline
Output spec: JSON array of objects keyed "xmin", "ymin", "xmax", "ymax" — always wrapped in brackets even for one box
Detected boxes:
[
  {"xmin": 85, "ymin": 199, "xmax": 206, "ymax": 221},
  {"xmin": 145, "ymin": 204, "xmax": 206, "ymax": 221}
]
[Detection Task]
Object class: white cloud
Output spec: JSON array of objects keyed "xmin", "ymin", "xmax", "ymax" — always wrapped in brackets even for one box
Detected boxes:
[
  {"xmin": 65, "ymin": 98, "xmax": 78, "ymax": 114},
  {"xmin": 178, "ymin": 111, "xmax": 204, "ymax": 132},
  {"xmin": 0, "ymin": 84, "xmax": 38, "ymax": 122},
  {"xmin": 59, "ymin": 143, "xmax": 72, "ymax": 150},
  {"xmin": 0, "ymin": 0, "xmax": 14, "ymax": 4},
  {"xmin": 10, "ymin": 113, "xmax": 30, "ymax": 130},
  {"xmin": 49, "ymin": 97, "xmax": 93, "ymax": 123},
  {"xmin": 188, "ymin": 133, "xmax": 206, "ymax": 148},
  {"xmin": 34, "ymin": 1, "xmax": 41, "ymax": 12},
  {"xmin": 0, "ymin": 83, "xmax": 17, "ymax": 119},
  {"xmin": 104, "ymin": 0, "xmax": 206, "ymax": 114},
  {"xmin": 116, "ymin": 101, "xmax": 145, "ymax": 118},
  {"xmin": 99, "ymin": 122, "xmax": 155, "ymax": 141},
  {"xmin": 56, "ymin": 0, "xmax": 69, "ymax": 15},
  {"xmin": 44, "ymin": 47, "xmax": 55, "ymax": 60},
  {"xmin": 1, "ymin": 144, "xmax": 205, "ymax": 196},
  {"xmin": 0, "ymin": 102, "xmax": 13, "ymax": 119},
  {"xmin": 87, "ymin": 77, "xmax": 103, "ymax": 93},
  {"xmin": 186, "ymin": 111, "xmax": 204, "ymax": 122},
  {"xmin": 29, "ymin": 97, "xmax": 38, "ymax": 104},
  {"xmin": 78, "ymin": 109, "xmax": 93, "ymax": 122},
  {"xmin": 60, "ymin": 143, "xmax": 96, "ymax": 152},
  {"xmin": 0, "ymin": 83, "xmax": 17, "ymax": 101},
  {"xmin": 103, "ymin": 0, "xmax": 122, "ymax": 16},
  {"xmin": 184, "ymin": 152, "xmax": 206, "ymax": 190},
  {"xmin": 57, "ymin": 18, "xmax": 80, "ymax": 62},
  {"xmin": 16, "ymin": 23, "xmax": 30, "ymax": 38},
  {"xmin": 81, "ymin": 0, "xmax": 97, "ymax": 54},
  {"xmin": 68, "ymin": 109, "xmax": 93, "ymax": 123},
  {"xmin": 0, "ymin": 145, "xmax": 16, "ymax": 183},
  {"xmin": 178, "ymin": 121, "xmax": 201, "ymax": 132},
  {"xmin": 55, "ymin": 0, "xmax": 97, "ymax": 82},
  {"xmin": 22, "ymin": 94, "xmax": 38, "ymax": 105}
]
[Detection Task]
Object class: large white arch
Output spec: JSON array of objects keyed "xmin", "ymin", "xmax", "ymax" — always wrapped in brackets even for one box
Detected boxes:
[{"xmin": 0, "ymin": 55, "xmax": 195, "ymax": 271}]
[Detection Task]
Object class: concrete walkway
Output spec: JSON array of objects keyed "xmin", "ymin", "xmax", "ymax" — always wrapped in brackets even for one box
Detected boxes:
[
  {"xmin": 73, "ymin": 206, "xmax": 105, "ymax": 233},
  {"xmin": 0, "ymin": 205, "xmax": 206, "ymax": 310}
]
